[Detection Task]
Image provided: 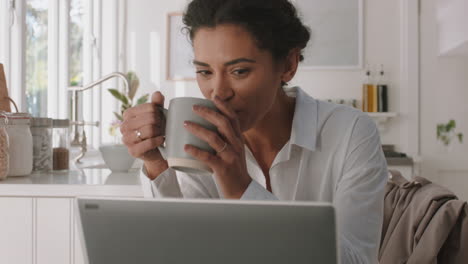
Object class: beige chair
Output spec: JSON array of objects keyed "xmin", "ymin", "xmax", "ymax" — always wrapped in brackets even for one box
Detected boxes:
[{"xmin": 379, "ymin": 170, "xmax": 468, "ymax": 263}]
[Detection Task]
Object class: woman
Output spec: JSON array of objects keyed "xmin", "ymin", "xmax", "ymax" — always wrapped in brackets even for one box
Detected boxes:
[{"xmin": 121, "ymin": 0, "xmax": 387, "ymax": 263}]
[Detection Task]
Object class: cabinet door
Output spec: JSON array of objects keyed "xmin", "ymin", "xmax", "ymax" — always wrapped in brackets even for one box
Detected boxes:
[
  {"xmin": 36, "ymin": 198, "xmax": 72, "ymax": 264},
  {"xmin": 0, "ymin": 197, "xmax": 33, "ymax": 264},
  {"xmin": 73, "ymin": 200, "xmax": 86, "ymax": 264}
]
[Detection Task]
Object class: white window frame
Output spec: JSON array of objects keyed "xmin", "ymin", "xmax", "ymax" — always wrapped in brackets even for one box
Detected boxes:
[
  {"xmin": 83, "ymin": 0, "xmax": 127, "ymax": 147},
  {"xmin": 0, "ymin": 0, "xmax": 12, "ymax": 94},
  {"xmin": 48, "ymin": 0, "xmax": 69, "ymax": 119},
  {"xmin": 0, "ymin": 0, "xmax": 26, "ymax": 113},
  {"xmin": 0, "ymin": 0, "xmax": 126, "ymax": 147}
]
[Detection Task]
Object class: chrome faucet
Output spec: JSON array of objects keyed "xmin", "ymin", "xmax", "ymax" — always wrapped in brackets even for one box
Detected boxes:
[{"xmin": 68, "ymin": 72, "xmax": 129, "ymax": 163}]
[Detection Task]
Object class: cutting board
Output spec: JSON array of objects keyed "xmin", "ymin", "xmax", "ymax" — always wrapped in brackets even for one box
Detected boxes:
[{"xmin": 0, "ymin": 64, "xmax": 11, "ymax": 112}]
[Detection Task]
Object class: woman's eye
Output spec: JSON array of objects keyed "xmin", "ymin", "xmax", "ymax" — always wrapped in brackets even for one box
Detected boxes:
[
  {"xmin": 196, "ymin": 70, "xmax": 212, "ymax": 77},
  {"xmin": 232, "ymin": 68, "xmax": 250, "ymax": 76}
]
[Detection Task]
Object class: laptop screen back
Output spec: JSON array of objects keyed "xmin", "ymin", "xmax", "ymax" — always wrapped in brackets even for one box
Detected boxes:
[{"xmin": 76, "ymin": 198, "xmax": 337, "ymax": 264}]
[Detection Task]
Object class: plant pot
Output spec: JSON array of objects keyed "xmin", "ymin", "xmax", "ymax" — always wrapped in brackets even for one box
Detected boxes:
[{"xmin": 99, "ymin": 144, "xmax": 136, "ymax": 172}]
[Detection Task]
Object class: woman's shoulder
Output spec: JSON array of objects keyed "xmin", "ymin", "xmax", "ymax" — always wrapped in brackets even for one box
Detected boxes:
[
  {"xmin": 317, "ymin": 100, "xmax": 377, "ymax": 144},
  {"xmin": 290, "ymin": 87, "xmax": 377, "ymax": 150},
  {"xmin": 292, "ymin": 87, "xmax": 372, "ymax": 131},
  {"xmin": 317, "ymin": 100, "xmax": 371, "ymax": 127}
]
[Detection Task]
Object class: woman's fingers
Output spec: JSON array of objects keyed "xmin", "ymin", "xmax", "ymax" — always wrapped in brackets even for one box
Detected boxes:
[
  {"xmin": 184, "ymin": 121, "xmax": 227, "ymax": 153},
  {"xmin": 182, "ymin": 98, "xmax": 251, "ymax": 198},
  {"xmin": 151, "ymin": 91, "xmax": 165, "ymax": 106},
  {"xmin": 127, "ymin": 136, "xmax": 165, "ymax": 159},
  {"xmin": 184, "ymin": 144, "xmax": 222, "ymax": 169},
  {"xmin": 120, "ymin": 112, "xmax": 163, "ymax": 135},
  {"xmin": 122, "ymin": 124, "xmax": 164, "ymax": 145},
  {"xmin": 213, "ymin": 96, "xmax": 242, "ymax": 136},
  {"xmin": 122, "ymin": 102, "xmax": 159, "ymax": 120},
  {"xmin": 121, "ymin": 92, "xmax": 167, "ymax": 161},
  {"xmin": 191, "ymin": 105, "xmax": 242, "ymax": 152}
]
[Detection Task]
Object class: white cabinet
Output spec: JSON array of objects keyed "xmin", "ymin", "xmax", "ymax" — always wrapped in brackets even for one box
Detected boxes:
[
  {"xmin": 36, "ymin": 198, "xmax": 87, "ymax": 264},
  {"xmin": 0, "ymin": 198, "xmax": 33, "ymax": 264},
  {"xmin": 36, "ymin": 198, "xmax": 72, "ymax": 264},
  {"xmin": 0, "ymin": 197, "xmax": 99, "ymax": 264},
  {"xmin": 0, "ymin": 168, "xmax": 141, "ymax": 264},
  {"xmin": 71, "ymin": 202, "xmax": 85, "ymax": 264}
]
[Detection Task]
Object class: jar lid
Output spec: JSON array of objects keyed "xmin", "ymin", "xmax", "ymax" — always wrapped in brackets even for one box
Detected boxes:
[
  {"xmin": 31, "ymin": 117, "xmax": 53, "ymax": 127},
  {"xmin": 53, "ymin": 119, "xmax": 70, "ymax": 128},
  {"xmin": 0, "ymin": 112, "xmax": 32, "ymax": 126},
  {"xmin": 2, "ymin": 112, "xmax": 32, "ymax": 119}
]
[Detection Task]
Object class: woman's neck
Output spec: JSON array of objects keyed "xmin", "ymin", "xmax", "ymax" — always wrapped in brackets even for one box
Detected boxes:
[{"xmin": 243, "ymin": 89, "xmax": 296, "ymax": 158}]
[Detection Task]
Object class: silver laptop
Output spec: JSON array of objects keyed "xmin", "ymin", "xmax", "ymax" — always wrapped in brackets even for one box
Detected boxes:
[{"xmin": 75, "ymin": 197, "xmax": 337, "ymax": 264}]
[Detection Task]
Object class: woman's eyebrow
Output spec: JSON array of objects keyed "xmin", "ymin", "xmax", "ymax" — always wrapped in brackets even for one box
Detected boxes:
[
  {"xmin": 192, "ymin": 58, "xmax": 257, "ymax": 67},
  {"xmin": 193, "ymin": 60, "xmax": 210, "ymax": 67},
  {"xmin": 224, "ymin": 58, "xmax": 256, "ymax": 66}
]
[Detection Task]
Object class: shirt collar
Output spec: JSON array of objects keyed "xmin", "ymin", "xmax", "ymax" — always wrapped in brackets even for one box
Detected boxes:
[
  {"xmin": 244, "ymin": 86, "xmax": 319, "ymax": 173},
  {"xmin": 286, "ymin": 86, "xmax": 318, "ymax": 152}
]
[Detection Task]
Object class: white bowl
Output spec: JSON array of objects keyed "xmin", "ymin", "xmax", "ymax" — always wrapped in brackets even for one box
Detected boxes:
[{"xmin": 99, "ymin": 144, "xmax": 136, "ymax": 172}]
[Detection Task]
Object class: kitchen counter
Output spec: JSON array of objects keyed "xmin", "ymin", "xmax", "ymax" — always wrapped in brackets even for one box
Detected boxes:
[
  {"xmin": 386, "ymin": 157, "xmax": 413, "ymax": 166},
  {"xmin": 0, "ymin": 146, "xmax": 413, "ymax": 198},
  {"xmin": 0, "ymin": 168, "xmax": 143, "ymax": 197}
]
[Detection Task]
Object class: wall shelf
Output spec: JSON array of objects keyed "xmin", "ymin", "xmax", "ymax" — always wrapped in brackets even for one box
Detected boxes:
[
  {"xmin": 367, "ymin": 112, "xmax": 398, "ymax": 118},
  {"xmin": 367, "ymin": 112, "xmax": 398, "ymax": 131}
]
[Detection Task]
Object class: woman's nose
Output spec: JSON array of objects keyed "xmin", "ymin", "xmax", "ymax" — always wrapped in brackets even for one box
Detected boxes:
[{"xmin": 211, "ymin": 77, "xmax": 234, "ymax": 101}]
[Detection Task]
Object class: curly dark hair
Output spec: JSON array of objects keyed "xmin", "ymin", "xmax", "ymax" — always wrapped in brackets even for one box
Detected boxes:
[{"xmin": 183, "ymin": 0, "xmax": 311, "ymax": 62}]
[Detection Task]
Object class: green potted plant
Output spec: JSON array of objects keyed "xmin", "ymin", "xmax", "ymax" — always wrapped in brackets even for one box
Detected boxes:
[
  {"xmin": 437, "ymin": 119, "xmax": 464, "ymax": 149},
  {"xmin": 100, "ymin": 71, "xmax": 149, "ymax": 172}
]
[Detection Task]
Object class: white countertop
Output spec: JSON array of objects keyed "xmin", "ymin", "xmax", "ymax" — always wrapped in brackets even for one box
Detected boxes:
[
  {"xmin": 0, "ymin": 148, "xmax": 144, "ymax": 198},
  {"xmin": 0, "ymin": 168, "xmax": 143, "ymax": 197}
]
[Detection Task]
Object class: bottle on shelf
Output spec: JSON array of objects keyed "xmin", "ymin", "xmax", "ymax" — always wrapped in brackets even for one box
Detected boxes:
[
  {"xmin": 362, "ymin": 65, "xmax": 376, "ymax": 112},
  {"xmin": 376, "ymin": 64, "xmax": 389, "ymax": 112}
]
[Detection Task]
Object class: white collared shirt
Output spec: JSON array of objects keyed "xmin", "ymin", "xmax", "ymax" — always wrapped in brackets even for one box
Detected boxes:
[{"xmin": 140, "ymin": 87, "xmax": 388, "ymax": 264}]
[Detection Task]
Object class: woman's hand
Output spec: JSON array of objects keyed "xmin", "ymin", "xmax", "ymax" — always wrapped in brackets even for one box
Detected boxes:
[
  {"xmin": 183, "ymin": 96, "xmax": 252, "ymax": 199},
  {"xmin": 121, "ymin": 91, "xmax": 168, "ymax": 180}
]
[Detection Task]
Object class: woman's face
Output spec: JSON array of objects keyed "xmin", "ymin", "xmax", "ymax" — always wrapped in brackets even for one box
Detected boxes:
[{"xmin": 192, "ymin": 24, "xmax": 285, "ymax": 132}]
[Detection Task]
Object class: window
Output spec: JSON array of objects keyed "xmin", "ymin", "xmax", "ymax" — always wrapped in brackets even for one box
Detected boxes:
[
  {"xmin": 25, "ymin": 0, "xmax": 48, "ymax": 117},
  {"xmin": 0, "ymin": 0, "xmax": 125, "ymax": 147},
  {"xmin": 69, "ymin": 0, "xmax": 83, "ymax": 87}
]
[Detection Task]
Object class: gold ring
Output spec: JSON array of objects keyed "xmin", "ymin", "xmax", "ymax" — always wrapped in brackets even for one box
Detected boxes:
[{"xmin": 217, "ymin": 142, "xmax": 228, "ymax": 154}]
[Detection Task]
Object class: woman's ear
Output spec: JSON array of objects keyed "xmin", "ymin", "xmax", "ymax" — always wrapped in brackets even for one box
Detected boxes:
[{"xmin": 281, "ymin": 48, "xmax": 300, "ymax": 84}]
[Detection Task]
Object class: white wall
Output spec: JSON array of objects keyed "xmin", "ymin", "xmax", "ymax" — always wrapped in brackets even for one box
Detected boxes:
[
  {"xmin": 420, "ymin": 0, "xmax": 468, "ymax": 200},
  {"xmin": 291, "ymin": 0, "xmax": 401, "ymax": 148},
  {"xmin": 126, "ymin": 0, "xmax": 405, "ymax": 150},
  {"xmin": 126, "ymin": 0, "xmax": 200, "ymax": 105}
]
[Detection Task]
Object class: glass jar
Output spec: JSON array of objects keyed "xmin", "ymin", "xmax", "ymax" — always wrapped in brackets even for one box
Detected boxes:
[
  {"xmin": 31, "ymin": 117, "xmax": 53, "ymax": 172},
  {"xmin": 0, "ymin": 113, "xmax": 9, "ymax": 180},
  {"xmin": 52, "ymin": 119, "xmax": 70, "ymax": 171},
  {"xmin": 5, "ymin": 113, "xmax": 33, "ymax": 176}
]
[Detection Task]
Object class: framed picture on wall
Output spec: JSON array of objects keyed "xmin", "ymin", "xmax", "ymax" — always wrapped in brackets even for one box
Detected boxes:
[
  {"xmin": 166, "ymin": 12, "xmax": 196, "ymax": 81},
  {"xmin": 294, "ymin": 0, "xmax": 364, "ymax": 70}
]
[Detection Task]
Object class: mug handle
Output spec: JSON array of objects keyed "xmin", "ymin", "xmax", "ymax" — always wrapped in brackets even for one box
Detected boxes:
[{"xmin": 157, "ymin": 106, "xmax": 168, "ymax": 158}]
